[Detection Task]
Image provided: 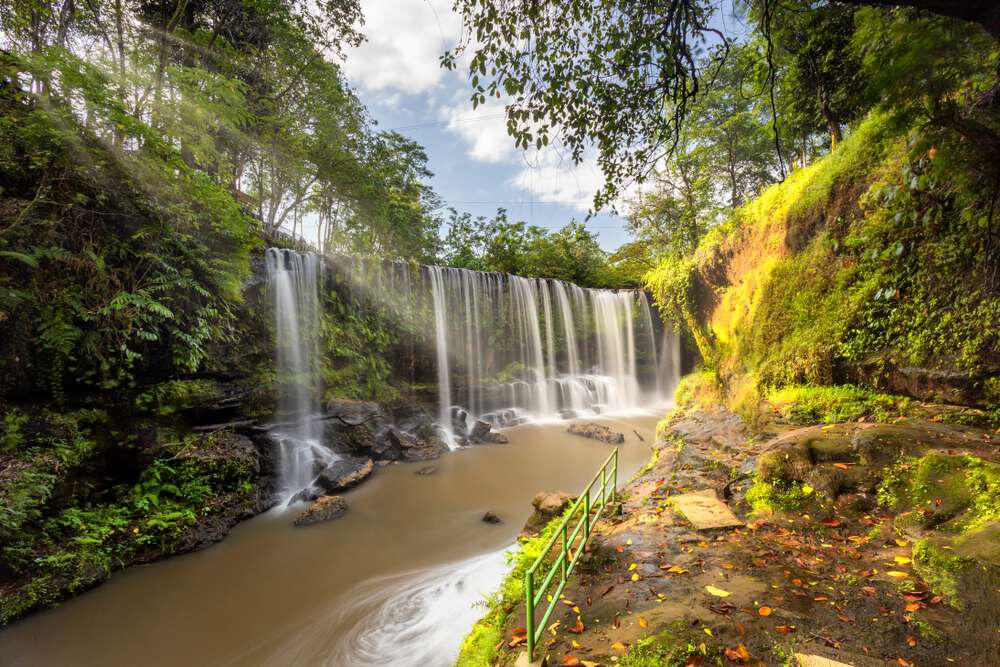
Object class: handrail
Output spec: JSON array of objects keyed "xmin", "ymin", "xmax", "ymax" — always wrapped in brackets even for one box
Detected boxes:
[{"xmin": 524, "ymin": 447, "xmax": 618, "ymax": 660}]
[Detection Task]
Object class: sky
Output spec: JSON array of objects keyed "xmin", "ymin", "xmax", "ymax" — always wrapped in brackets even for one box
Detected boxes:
[{"xmin": 340, "ymin": 0, "xmax": 635, "ymax": 251}]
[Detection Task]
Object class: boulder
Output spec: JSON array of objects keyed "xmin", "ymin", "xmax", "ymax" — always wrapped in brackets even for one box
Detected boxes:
[
  {"xmin": 521, "ymin": 491, "xmax": 575, "ymax": 538},
  {"xmin": 480, "ymin": 431, "xmax": 509, "ymax": 445},
  {"xmin": 383, "ymin": 427, "xmax": 448, "ymax": 462},
  {"xmin": 293, "ymin": 495, "xmax": 348, "ymax": 527},
  {"xmin": 325, "ymin": 399, "xmax": 383, "ymax": 425},
  {"xmin": 567, "ymin": 422, "xmax": 625, "ymax": 444},
  {"xmin": 313, "ymin": 457, "xmax": 374, "ymax": 494},
  {"xmin": 482, "ymin": 511, "xmax": 503, "ymax": 524},
  {"xmin": 469, "ymin": 420, "xmax": 491, "ymax": 440}
]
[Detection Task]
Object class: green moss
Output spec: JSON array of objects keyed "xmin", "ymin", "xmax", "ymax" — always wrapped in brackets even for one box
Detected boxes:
[
  {"xmin": 746, "ymin": 475, "xmax": 814, "ymax": 513},
  {"xmin": 617, "ymin": 620, "xmax": 726, "ymax": 666},
  {"xmin": 767, "ymin": 384, "xmax": 909, "ymax": 424},
  {"xmin": 878, "ymin": 454, "xmax": 1000, "ymax": 533},
  {"xmin": 912, "ymin": 540, "xmax": 969, "ymax": 608},
  {"xmin": 455, "ymin": 507, "xmax": 576, "ymax": 667}
]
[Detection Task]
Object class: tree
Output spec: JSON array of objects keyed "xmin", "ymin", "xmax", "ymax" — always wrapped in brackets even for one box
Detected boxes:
[{"xmin": 444, "ymin": 0, "xmax": 1000, "ymax": 210}]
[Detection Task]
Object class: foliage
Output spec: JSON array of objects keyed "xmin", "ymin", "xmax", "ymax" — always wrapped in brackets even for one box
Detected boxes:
[
  {"xmin": 443, "ymin": 0, "xmax": 725, "ymax": 211},
  {"xmin": 442, "ymin": 210, "xmax": 631, "ymax": 287},
  {"xmin": 767, "ymin": 384, "xmax": 909, "ymax": 425},
  {"xmin": 1, "ymin": 429, "xmax": 259, "ymax": 624}
]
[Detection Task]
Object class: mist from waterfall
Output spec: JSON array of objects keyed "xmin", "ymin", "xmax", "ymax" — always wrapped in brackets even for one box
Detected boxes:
[{"xmin": 265, "ymin": 248, "xmax": 336, "ymax": 497}]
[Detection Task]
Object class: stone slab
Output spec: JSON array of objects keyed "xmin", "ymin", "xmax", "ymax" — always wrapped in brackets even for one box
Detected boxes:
[
  {"xmin": 671, "ymin": 490, "xmax": 743, "ymax": 530},
  {"xmin": 795, "ymin": 654, "xmax": 855, "ymax": 667}
]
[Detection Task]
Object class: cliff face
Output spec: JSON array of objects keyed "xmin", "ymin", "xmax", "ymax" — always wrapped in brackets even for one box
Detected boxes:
[{"xmin": 648, "ymin": 111, "xmax": 999, "ymax": 415}]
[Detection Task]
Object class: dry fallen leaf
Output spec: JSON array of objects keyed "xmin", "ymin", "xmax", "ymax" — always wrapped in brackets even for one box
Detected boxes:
[
  {"xmin": 568, "ymin": 618, "xmax": 585, "ymax": 634},
  {"xmin": 611, "ymin": 641, "xmax": 627, "ymax": 652},
  {"xmin": 758, "ymin": 606, "xmax": 773, "ymax": 617},
  {"xmin": 775, "ymin": 625, "xmax": 796, "ymax": 634},
  {"xmin": 894, "ymin": 556, "xmax": 912, "ymax": 565},
  {"xmin": 887, "ymin": 571, "xmax": 910, "ymax": 578},
  {"xmin": 562, "ymin": 655, "xmax": 582, "ymax": 666},
  {"xmin": 631, "ymin": 573, "xmax": 640, "ymax": 582},
  {"xmin": 705, "ymin": 585, "xmax": 731, "ymax": 597},
  {"xmin": 637, "ymin": 616, "xmax": 648, "ymax": 628}
]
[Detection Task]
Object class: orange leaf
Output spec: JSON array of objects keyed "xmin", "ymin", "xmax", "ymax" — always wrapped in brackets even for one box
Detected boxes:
[
  {"xmin": 637, "ymin": 616, "xmax": 648, "ymax": 628},
  {"xmin": 758, "ymin": 606, "xmax": 773, "ymax": 617},
  {"xmin": 562, "ymin": 656, "xmax": 581, "ymax": 666},
  {"xmin": 568, "ymin": 618, "xmax": 585, "ymax": 634},
  {"xmin": 775, "ymin": 625, "xmax": 796, "ymax": 634}
]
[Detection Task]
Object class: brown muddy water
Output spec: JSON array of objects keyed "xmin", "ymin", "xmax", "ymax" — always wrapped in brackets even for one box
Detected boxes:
[{"xmin": 0, "ymin": 414, "xmax": 661, "ymax": 667}]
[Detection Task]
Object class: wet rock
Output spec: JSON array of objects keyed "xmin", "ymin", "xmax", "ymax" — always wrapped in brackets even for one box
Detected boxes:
[
  {"xmin": 293, "ymin": 495, "xmax": 347, "ymax": 527},
  {"xmin": 415, "ymin": 465, "xmax": 437, "ymax": 475},
  {"xmin": 383, "ymin": 427, "xmax": 448, "ymax": 461},
  {"xmin": 313, "ymin": 457, "xmax": 374, "ymax": 494},
  {"xmin": 325, "ymin": 399, "xmax": 383, "ymax": 425},
  {"xmin": 469, "ymin": 420, "xmax": 491, "ymax": 440},
  {"xmin": 480, "ymin": 431, "xmax": 509, "ymax": 444},
  {"xmin": 567, "ymin": 422, "xmax": 625, "ymax": 444},
  {"xmin": 521, "ymin": 491, "xmax": 575, "ymax": 538},
  {"xmin": 482, "ymin": 511, "xmax": 503, "ymax": 524}
]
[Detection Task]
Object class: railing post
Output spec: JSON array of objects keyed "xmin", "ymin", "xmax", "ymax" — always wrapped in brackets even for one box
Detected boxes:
[
  {"xmin": 611, "ymin": 449, "xmax": 618, "ymax": 502},
  {"xmin": 601, "ymin": 465, "xmax": 606, "ymax": 508},
  {"xmin": 525, "ymin": 570, "xmax": 535, "ymax": 659},
  {"xmin": 584, "ymin": 487, "xmax": 591, "ymax": 540}
]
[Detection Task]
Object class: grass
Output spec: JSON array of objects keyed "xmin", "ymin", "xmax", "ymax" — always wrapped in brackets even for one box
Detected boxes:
[{"xmin": 454, "ymin": 507, "xmax": 576, "ymax": 667}]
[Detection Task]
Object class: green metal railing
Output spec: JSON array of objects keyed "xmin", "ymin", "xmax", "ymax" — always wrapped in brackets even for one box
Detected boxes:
[{"xmin": 524, "ymin": 448, "xmax": 618, "ymax": 660}]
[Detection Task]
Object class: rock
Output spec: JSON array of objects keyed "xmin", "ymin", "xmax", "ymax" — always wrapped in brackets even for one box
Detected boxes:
[
  {"xmin": 415, "ymin": 465, "xmax": 437, "ymax": 475},
  {"xmin": 384, "ymin": 427, "xmax": 448, "ymax": 461},
  {"xmin": 482, "ymin": 511, "xmax": 503, "ymax": 524},
  {"xmin": 567, "ymin": 422, "xmax": 625, "ymax": 444},
  {"xmin": 325, "ymin": 399, "xmax": 383, "ymax": 425},
  {"xmin": 480, "ymin": 431, "xmax": 509, "ymax": 444},
  {"xmin": 313, "ymin": 457, "xmax": 374, "ymax": 494},
  {"xmin": 469, "ymin": 419, "xmax": 491, "ymax": 440},
  {"xmin": 293, "ymin": 495, "xmax": 347, "ymax": 527},
  {"xmin": 288, "ymin": 486, "xmax": 320, "ymax": 505},
  {"xmin": 521, "ymin": 491, "xmax": 575, "ymax": 537}
]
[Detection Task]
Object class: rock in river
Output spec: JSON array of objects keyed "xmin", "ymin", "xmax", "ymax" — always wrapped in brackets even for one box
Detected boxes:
[
  {"xmin": 521, "ymin": 491, "xmax": 574, "ymax": 537},
  {"xmin": 294, "ymin": 495, "xmax": 348, "ymax": 527},
  {"xmin": 482, "ymin": 511, "xmax": 503, "ymax": 524},
  {"xmin": 314, "ymin": 457, "xmax": 374, "ymax": 493},
  {"xmin": 567, "ymin": 422, "xmax": 625, "ymax": 444}
]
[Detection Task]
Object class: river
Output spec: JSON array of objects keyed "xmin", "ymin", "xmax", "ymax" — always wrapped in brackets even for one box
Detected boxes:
[{"xmin": 0, "ymin": 413, "xmax": 661, "ymax": 666}]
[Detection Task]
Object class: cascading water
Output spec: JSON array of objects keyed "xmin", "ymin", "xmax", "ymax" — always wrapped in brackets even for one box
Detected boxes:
[
  {"xmin": 397, "ymin": 265, "xmax": 680, "ymax": 435},
  {"xmin": 265, "ymin": 248, "xmax": 337, "ymax": 498}
]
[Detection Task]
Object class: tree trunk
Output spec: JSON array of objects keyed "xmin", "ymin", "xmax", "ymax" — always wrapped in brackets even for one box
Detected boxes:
[{"xmin": 819, "ymin": 96, "xmax": 842, "ymax": 150}]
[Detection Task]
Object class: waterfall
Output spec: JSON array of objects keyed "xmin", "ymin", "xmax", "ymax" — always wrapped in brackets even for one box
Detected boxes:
[
  {"xmin": 265, "ymin": 248, "xmax": 336, "ymax": 498},
  {"xmin": 408, "ymin": 265, "xmax": 680, "ymax": 432},
  {"xmin": 428, "ymin": 266, "xmax": 457, "ymax": 447}
]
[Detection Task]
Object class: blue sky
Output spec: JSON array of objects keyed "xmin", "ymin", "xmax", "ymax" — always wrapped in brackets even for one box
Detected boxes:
[{"xmin": 341, "ymin": 0, "xmax": 634, "ymax": 251}]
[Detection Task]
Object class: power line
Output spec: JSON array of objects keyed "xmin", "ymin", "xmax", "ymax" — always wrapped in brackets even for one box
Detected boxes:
[{"xmin": 387, "ymin": 112, "xmax": 507, "ymax": 132}]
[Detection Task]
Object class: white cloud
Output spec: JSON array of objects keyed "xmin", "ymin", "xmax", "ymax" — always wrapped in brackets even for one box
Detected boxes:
[
  {"xmin": 437, "ymin": 94, "xmax": 516, "ymax": 163},
  {"xmin": 343, "ymin": 0, "xmax": 462, "ymax": 93}
]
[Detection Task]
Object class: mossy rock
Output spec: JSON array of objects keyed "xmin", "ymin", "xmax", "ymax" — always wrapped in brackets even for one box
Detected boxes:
[
  {"xmin": 757, "ymin": 442, "xmax": 813, "ymax": 481},
  {"xmin": 880, "ymin": 453, "xmax": 1000, "ymax": 533},
  {"xmin": 912, "ymin": 524, "xmax": 1000, "ymax": 620}
]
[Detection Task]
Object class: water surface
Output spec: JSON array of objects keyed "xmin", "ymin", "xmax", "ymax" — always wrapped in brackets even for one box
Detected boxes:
[{"xmin": 0, "ymin": 414, "xmax": 661, "ymax": 666}]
